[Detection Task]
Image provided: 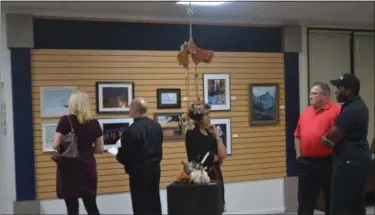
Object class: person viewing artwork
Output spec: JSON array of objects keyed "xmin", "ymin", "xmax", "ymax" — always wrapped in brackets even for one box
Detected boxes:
[
  {"xmin": 184, "ymin": 101, "xmax": 228, "ymax": 212},
  {"xmin": 52, "ymin": 91, "xmax": 104, "ymax": 215}
]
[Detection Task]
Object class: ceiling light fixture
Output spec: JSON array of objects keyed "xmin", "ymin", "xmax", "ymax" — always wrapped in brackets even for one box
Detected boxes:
[{"xmin": 176, "ymin": 1, "xmax": 231, "ymax": 6}]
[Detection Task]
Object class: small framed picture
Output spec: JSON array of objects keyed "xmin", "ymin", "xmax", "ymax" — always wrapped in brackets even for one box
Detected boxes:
[
  {"xmin": 249, "ymin": 83, "xmax": 279, "ymax": 125},
  {"xmin": 42, "ymin": 122, "xmax": 58, "ymax": 152},
  {"xmin": 96, "ymin": 82, "xmax": 135, "ymax": 114},
  {"xmin": 40, "ymin": 87, "xmax": 77, "ymax": 118},
  {"xmin": 203, "ymin": 74, "xmax": 231, "ymax": 111},
  {"xmin": 98, "ymin": 118, "xmax": 134, "ymax": 150},
  {"xmin": 211, "ymin": 118, "xmax": 232, "ymax": 155},
  {"xmin": 154, "ymin": 112, "xmax": 184, "ymax": 140},
  {"xmin": 157, "ymin": 89, "xmax": 181, "ymax": 109}
]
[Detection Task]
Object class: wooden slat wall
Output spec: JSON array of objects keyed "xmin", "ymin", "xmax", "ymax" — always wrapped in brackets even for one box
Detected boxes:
[{"xmin": 31, "ymin": 49, "xmax": 286, "ymax": 199}]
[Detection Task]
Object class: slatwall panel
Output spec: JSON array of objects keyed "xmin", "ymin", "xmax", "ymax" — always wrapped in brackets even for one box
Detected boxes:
[{"xmin": 31, "ymin": 49, "xmax": 286, "ymax": 199}]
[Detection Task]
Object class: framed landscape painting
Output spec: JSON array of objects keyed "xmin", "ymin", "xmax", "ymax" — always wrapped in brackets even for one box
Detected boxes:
[
  {"xmin": 211, "ymin": 118, "xmax": 232, "ymax": 155},
  {"xmin": 154, "ymin": 112, "xmax": 184, "ymax": 140},
  {"xmin": 96, "ymin": 82, "xmax": 134, "ymax": 114},
  {"xmin": 40, "ymin": 87, "xmax": 77, "ymax": 118},
  {"xmin": 203, "ymin": 74, "xmax": 231, "ymax": 111},
  {"xmin": 157, "ymin": 88, "xmax": 181, "ymax": 109},
  {"xmin": 249, "ymin": 83, "xmax": 279, "ymax": 125},
  {"xmin": 98, "ymin": 118, "xmax": 134, "ymax": 150}
]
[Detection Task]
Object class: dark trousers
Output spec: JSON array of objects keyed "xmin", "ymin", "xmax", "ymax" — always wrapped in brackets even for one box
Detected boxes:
[
  {"xmin": 64, "ymin": 196, "xmax": 100, "ymax": 215},
  {"xmin": 330, "ymin": 162, "xmax": 369, "ymax": 215},
  {"xmin": 297, "ymin": 156, "xmax": 332, "ymax": 215},
  {"xmin": 129, "ymin": 163, "xmax": 162, "ymax": 215}
]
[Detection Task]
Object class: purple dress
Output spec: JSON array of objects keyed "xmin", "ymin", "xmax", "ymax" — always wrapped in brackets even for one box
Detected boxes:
[{"xmin": 55, "ymin": 114, "xmax": 103, "ymax": 199}]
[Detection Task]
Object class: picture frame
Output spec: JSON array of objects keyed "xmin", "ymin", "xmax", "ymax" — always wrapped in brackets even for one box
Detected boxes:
[
  {"xmin": 96, "ymin": 82, "xmax": 135, "ymax": 114},
  {"xmin": 203, "ymin": 74, "xmax": 231, "ymax": 111},
  {"xmin": 42, "ymin": 122, "xmax": 58, "ymax": 152},
  {"xmin": 249, "ymin": 83, "xmax": 280, "ymax": 125},
  {"xmin": 211, "ymin": 118, "xmax": 232, "ymax": 155},
  {"xmin": 154, "ymin": 112, "xmax": 184, "ymax": 140},
  {"xmin": 156, "ymin": 89, "xmax": 181, "ymax": 109},
  {"xmin": 40, "ymin": 86, "xmax": 77, "ymax": 118},
  {"xmin": 98, "ymin": 118, "xmax": 134, "ymax": 150}
]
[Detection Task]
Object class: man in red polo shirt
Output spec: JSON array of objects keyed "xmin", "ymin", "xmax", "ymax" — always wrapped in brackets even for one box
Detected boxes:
[{"xmin": 294, "ymin": 82, "xmax": 341, "ymax": 215}]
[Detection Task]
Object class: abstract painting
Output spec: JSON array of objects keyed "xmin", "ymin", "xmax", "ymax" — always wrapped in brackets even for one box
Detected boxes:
[
  {"xmin": 40, "ymin": 87, "xmax": 77, "ymax": 118},
  {"xmin": 98, "ymin": 118, "xmax": 134, "ymax": 150},
  {"xmin": 42, "ymin": 123, "xmax": 57, "ymax": 152},
  {"xmin": 249, "ymin": 83, "xmax": 279, "ymax": 125},
  {"xmin": 211, "ymin": 118, "xmax": 232, "ymax": 155},
  {"xmin": 96, "ymin": 82, "xmax": 134, "ymax": 114},
  {"xmin": 154, "ymin": 112, "xmax": 184, "ymax": 140},
  {"xmin": 203, "ymin": 74, "xmax": 230, "ymax": 111}
]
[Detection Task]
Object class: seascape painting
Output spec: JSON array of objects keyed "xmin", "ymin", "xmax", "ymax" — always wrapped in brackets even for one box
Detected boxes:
[
  {"xmin": 40, "ymin": 87, "xmax": 77, "ymax": 118},
  {"xmin": 249, "ymin": 83, "xmax": 279, "ymax": 125}
]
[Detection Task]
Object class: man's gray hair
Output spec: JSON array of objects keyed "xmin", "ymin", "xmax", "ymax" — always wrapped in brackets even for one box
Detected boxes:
[{"xmin": 312, "ymin": 81, "xmax": 331, "ymax": 96}]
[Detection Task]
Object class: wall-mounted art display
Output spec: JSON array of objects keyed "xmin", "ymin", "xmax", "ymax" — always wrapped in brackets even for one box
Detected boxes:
[
  {"xmin": 42, "ymin": 122, "xmax": 57, "ymax": 152},
  {"xmin": 96, "ymin": 82, "xmax": 134, "ymax": 114},
  {"xmin": 154, "ymin": 112, "xmax": 184, "ymax": 140},
  {"xmin": 203, "ymin": 74, "xmax": 230, "ymax": 111},
  {"xmin": 98, "ymin": 118, "xmax": 134, "ymax": 150},
  {"xmin": 249, "ymin": 83, "xmax": 279, "ymax": 125},
  {"xmin": 157, "ymin": 88, "xmax": 181, "ymax": 109},
  {"xmin": 211, "ymin": 118, "xmax": 232, "ymax": 155},
  {"xmin": 40, "ymin": 87, "xmax": 77, "ymax": 118}
]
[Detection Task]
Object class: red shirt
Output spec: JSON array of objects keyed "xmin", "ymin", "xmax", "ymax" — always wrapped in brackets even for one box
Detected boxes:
[{"xmin": 294, "ymin": 101, "xmax": 341, "ymax": 157}]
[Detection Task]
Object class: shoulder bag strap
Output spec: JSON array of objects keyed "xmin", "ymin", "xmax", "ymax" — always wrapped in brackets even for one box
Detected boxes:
[{"xmin": 66, "ymin": 115, "xmax": 74, "ymax": 133}]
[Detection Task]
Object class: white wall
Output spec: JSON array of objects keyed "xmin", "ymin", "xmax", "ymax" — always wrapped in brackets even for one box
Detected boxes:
[
  {"xmin": 40, "ymin": 179, "xmax": 285, "ymax": 215},
  {"xmin": 0, "ymin": 10, "xmax": 16, "ymax": 215}
]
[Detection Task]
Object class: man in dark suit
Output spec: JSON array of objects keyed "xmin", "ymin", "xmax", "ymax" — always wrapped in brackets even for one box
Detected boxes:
[{"xmin": 116, "ymin": 98, "xmax": 163, "ymax": 215}]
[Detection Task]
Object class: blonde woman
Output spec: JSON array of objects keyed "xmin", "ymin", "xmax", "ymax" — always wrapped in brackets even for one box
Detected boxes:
[{"xmin": 52, "ymin": 91, "xmax": 104, "ymax": 215}]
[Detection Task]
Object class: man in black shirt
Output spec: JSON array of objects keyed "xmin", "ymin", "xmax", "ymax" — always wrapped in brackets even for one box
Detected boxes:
[
  {"xmin": 116, "ymin": 98, "xmax": 163, "ymax": 215},
  {"xmin": 323, "ymin": 73, "xmax": 371, "ymax": 215}
]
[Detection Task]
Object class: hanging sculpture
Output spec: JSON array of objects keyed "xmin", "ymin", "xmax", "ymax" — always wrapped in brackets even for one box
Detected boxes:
[
  {"xmin": 176, "ymin": 2, "xmax": 215, "ymax": 185},
  {"xmin": 177, "ymin": 2, "xmax": 215, "ymax": 133}
]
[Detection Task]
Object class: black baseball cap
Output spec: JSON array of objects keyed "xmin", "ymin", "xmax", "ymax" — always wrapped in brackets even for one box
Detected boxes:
[{"xmin": 330, "ymin": 73, "xmax": 360, "ymax": 92}]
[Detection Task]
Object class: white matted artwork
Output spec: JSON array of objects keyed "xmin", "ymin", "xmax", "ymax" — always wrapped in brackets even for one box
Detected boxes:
[
  {"xmin": 98, "ymin": 118, "xmax": 134, "ymax": 150},
  {"xmin": 203, "ymin": 74, "xmax": 231, "ymax": 111},
  {"xmin": 42, "ymin": 122, "xmax": 57, "ymax": 152},
  {"xmin": 211, "ymin": 118, "xmax": 232, "ymax": 155},
  {"xmin": 40, "ymin": 87, "xmax": 77, "ymax": 118}
]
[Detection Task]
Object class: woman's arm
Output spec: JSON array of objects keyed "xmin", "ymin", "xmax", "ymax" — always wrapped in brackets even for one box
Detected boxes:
[
  {"xmin": 93, "ymin": 135, "xmax": 104, "ymax": 154},
  {"xmin": 52, "ymin": 132, "xmax": 63, "ymax": 150},
  {"xmin": 209, "ymin": 126, "xmax": 227, "ymax": 160}
]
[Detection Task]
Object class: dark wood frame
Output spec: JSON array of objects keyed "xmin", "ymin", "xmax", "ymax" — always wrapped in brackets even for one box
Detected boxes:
[
  {"xmin": 95, "ymin": 82, "xmax": 135, "ymax": 114},
  {"xmin": 249, "ymin": 83, "xmax": 280, "ymax": 125},
  {"xmin": 156, "ymin": 88, "xmax": 181, "ymax": 109},
  {"xmin": 154, "ymin": 112, "xmax": 184, "ymax": 140},
  {"xmin": 202, "ymin": 73, "xmax": 231, "ymax": 111}
]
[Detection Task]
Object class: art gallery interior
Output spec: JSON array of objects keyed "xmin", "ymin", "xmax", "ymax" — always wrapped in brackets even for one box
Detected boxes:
[{"xmin": 0, "ymin": 1, "xmax": 374, "ymax": 214}]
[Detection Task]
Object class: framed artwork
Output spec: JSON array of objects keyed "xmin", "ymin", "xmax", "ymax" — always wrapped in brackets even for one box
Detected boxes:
[
  {"xmin": 157, "ymin": 89, "xmax": 181, "ymax": 109},
  {"xmin": 42, "ymin": 122, "xmax": 57, "ymax": 152},
  {"xmin": 154, "ymin": 112, "xmax": 184, "ymax": 140},
  {"xmin": 203, "ymin": 74, "xmax": 231, "ymax": 111},
  {"xmin": 40, "ymin": 87, "xmax": 77, "ymax": 118},
  {"xmin": 96, "ymin": 82, "xmax": 134, "ymax": 114},
  {"xmin": 249, "ymin": 83, "xmax": 279, "ymax": 125},
  {"xmin": 98, "ymin": 118, "xmax": 134, "ymax": 150},
  {"xmin": 211, "ymin": 118, "xmax": 232, "ymax": 155}
]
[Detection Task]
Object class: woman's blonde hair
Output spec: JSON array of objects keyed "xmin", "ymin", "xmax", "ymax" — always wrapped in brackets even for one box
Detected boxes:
[{"xmin": 69, "ymin": 90, "xmax": 93, "ymax": 124}]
